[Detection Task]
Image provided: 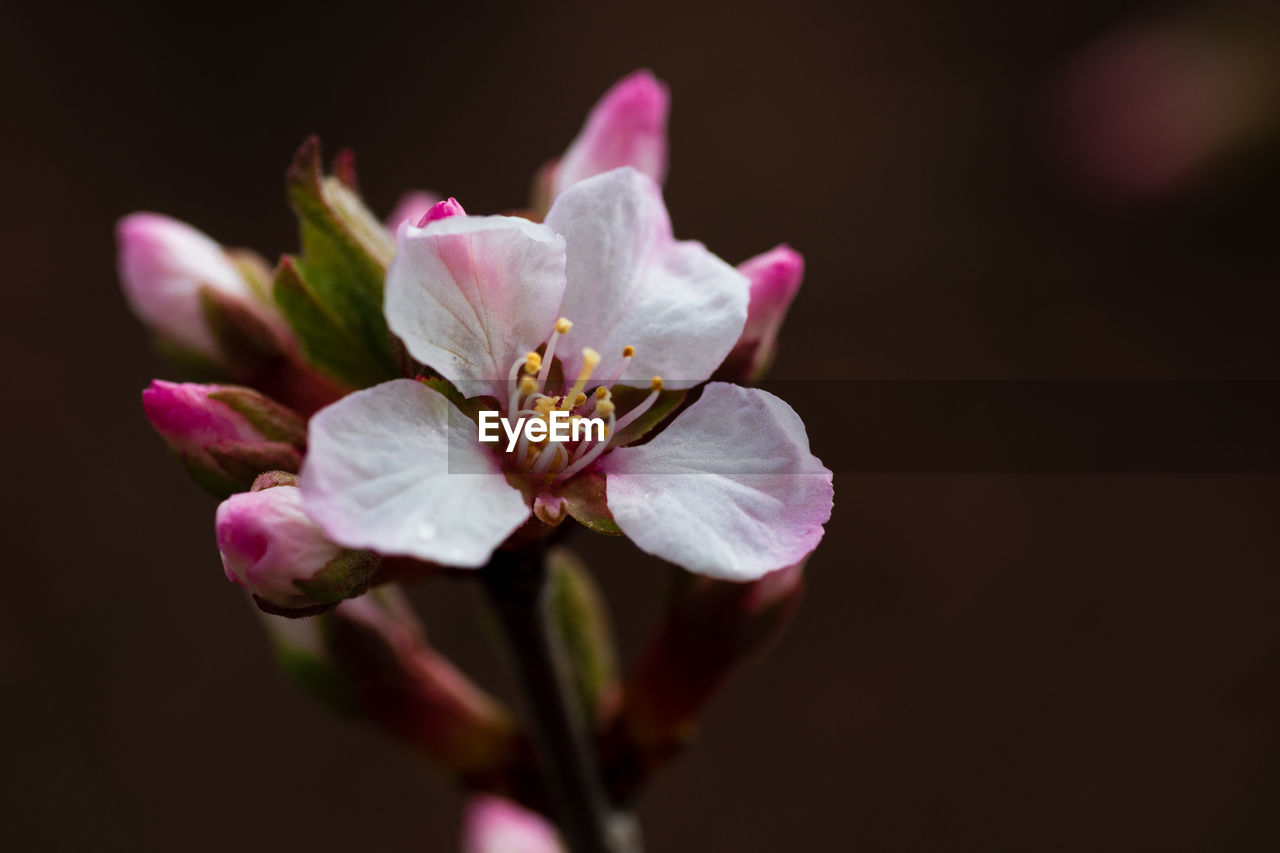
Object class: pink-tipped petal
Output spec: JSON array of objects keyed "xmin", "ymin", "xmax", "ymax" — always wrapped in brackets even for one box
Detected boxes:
[
  {"xmin": 552, "ymin": 69, "xmax": 669, "ymax": 196},
  {"xmin": 601, "ymin": 383, "xmax": 833, "ymax": 580},
  {"xmin": 738, "ymin": 245, "xmax": 804, "ymax": 347},
  {"xmin": 732, "ymin": 244, "xmax": 805, "ymax": 372},
  {"xmin": 300, "ymin": 380, "xmax": 530, "ymax": 567},
  {"xmin": 116, "ymin": 213, "xmax": 257, "ymax": 358},
  {"xmin": 417, "ymin": 197, "xmax": 467, "ymax": 226},
  {"xmin": 384, "ymin": 190, "xmax": 441, "ymax": 230},
  {"xmin": 545, "ymin": 168, "xmax": 748, "ymax": 391},
  {"xmin": 385, "ymin": 216, "xmax": 567, "ymax": 399},
  {"xmin": 462, "ymin": 796, "xmax": 563, "ymax": 853}
]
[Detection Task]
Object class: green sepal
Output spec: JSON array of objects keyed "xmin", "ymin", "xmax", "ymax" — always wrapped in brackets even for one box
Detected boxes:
[
  {"xmin": 295, "ymin": 549, "xmax": 381, "ymax": 605},
  {"xmin": 273, "ymin": 257, "xmax": 391, "ymax": 389},
  {"xmin": 206, "ymin": 387, "xmax": 307, "ymax": 447},
  {"xmin": 265, "ymin": 616, "xmax": 358, "ymax": 714},
  {"xmin": 547, "ymin": 547, "xmax": 619, "ymax": 724},
  {"xmin": 557, "ymin": 471, "xmax": 623, "ymax": 535},
  {"xmin": 197, "ymin": 441, "xmax": 303, "ymax": 497},
  {"xmin": 273, "ymin": 137, "xmax": 400, "ymax": 388},
  {"xmin": 607, "ymin": 385, "xmax": 687, "ymax": 448},
  {"xmin": 149, "ymin": 333, "xmax": 225, "ymax": 380},
  {"xmin": 199, "ymin": 285, "xmax": 283, "ymax": 369}
]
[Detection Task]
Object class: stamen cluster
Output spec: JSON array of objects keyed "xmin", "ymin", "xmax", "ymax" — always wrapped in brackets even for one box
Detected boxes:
[{"xmin": 503, "ymin": 317, "xmax": 662, "ymax": 481}]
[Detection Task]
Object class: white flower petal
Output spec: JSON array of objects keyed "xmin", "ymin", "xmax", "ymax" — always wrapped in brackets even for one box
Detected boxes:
[
  {"xmin": 386, "ymin": 216, "xmax": 567, "ymax": 399},
  {"xmin": 601, "ymin": 382, "xmax": 832, "ymax": 580},
  {"xmin": 300, "ymin": 379, "xmax": 530, "ymax": 567},
  {"xmin": 544, "ymin": 168, "xmax": 748, "ymax": 390}
]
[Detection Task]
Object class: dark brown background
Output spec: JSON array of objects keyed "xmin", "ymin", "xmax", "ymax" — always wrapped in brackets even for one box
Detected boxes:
[{"xmin": 4, "ymin": 0, "xmax": 1280, "ymax": 849}]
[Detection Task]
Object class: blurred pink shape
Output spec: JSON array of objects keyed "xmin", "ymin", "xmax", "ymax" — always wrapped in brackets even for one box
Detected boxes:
[
  {"xmin": 461, "ymin": 796, "xmax": 562, "ymax": 853},
  {"xmin": 1055, "ymin": 21, "xmax": 1272, "ymax": 198}
]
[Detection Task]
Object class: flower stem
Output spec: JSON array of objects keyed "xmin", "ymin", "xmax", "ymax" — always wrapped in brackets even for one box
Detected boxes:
[{"xmin": 482, "ymin": 547, "xmax": 642, "ymax": 853}]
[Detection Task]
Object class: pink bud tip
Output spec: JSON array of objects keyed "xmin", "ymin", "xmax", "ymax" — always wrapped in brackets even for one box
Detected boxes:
[
  {"xmin": 552, "ymin": 69, "xmax": 670, "ymax": 196},
  {"xmin": 738, "ymin": 244, "xmax": 805, "ymax": 348},
  {"xmin": 417, "ymin": 197, "xmax": 467, "ymax": 226},
  {"xmin": 141, "ymin": 380, "xmax": 261, "ymax": 452}
]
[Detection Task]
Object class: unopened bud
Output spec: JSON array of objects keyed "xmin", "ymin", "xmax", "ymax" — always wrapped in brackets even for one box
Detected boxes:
[
  {"xmin": 717, "ymin": 245, "xmax": 804, "ymax": 382},
  {"xmin": 604, "ymin": 562, "xmax": 806, "ymax": 801},
  {"xmin": 142, "ymin": 380, "xmax": 306, "ymax": 496},
  {"xmin": 259, "ymin": 587, "xmax": 522, "ymax": 788},
  {"xmin": 417, "ymin": 197, "xmax": 467, "ymax": 226},
  {"xmin": 216, "ymin": 482, "xmax": 378, "ymax": 615},
  {"xmin": 548, "ymin": 70, "xmax": 670, "ymax": 199},
  {"xmin": 116, "ymin": 213, "xmax": 289, "ymax": 370}
]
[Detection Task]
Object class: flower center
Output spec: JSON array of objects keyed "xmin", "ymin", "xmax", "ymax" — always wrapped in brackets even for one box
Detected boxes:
[{"xmin": 503, "ymin": 317, "xmax": 662, "ymax": 481}]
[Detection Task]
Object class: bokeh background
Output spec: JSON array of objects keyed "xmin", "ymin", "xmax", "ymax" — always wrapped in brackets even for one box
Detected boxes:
[{"xmin": 4, "ymin": 0, "xmax": 1280, "ymax": 849}]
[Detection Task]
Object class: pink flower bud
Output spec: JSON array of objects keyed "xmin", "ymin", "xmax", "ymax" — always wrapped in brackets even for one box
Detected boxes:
[
  {"xmin": 216, "ymin": 483, "xmax": 378, "ymax": 613},
  {"xmin": 116, "ymin": 213, "xmax": 284, "ymax": 364},
  {"xmin": 717, "ymin": 245, "xmax": 805, "ymax": 381},
  {"xmin": 462, "ymin": 796, "xmax": 563, "ymax": 853},
  {"xmin": 417, "ymin": 197, "xmax": 467, "ymax": 226},
  {"xmin": 142, "ymin": 380, "xmax": 306, "ymax": 496},
  {"xmin": 260, "ymin": 587, "xmax": 522, "ymax": 785},
  {"xmin": 385, "ymin": 190, "xmax": 441, "ymax": 231},
  {"xmin": 602, "ymin": 562, "xmax": 807, "ymax": 801},
  {"xmin": 550, "ymin": 70, "xmax": 670, "ymax": 197}
]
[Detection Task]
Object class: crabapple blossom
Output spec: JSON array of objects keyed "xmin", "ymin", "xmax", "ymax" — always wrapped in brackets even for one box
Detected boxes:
[{"xmin": 300, "ymin": 167, "xmax": 832, "ymax": 579}]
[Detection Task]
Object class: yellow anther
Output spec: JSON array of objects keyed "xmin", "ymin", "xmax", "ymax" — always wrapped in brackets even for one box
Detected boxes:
[
  {"xmin": 651, "ymin": 376, "xmax": 664, "ymax": 391},
  {"xmin": 534, "ymin": 397, "xmax": 554, "ymax": 415},
  {"xmin": 524, "ymin": 351, "xmax": 542, "ymax": 373},
  {"xmin": 595, "ymin": 386, "xmax": 610, "ymax": 399},
  {"xmin": 622, "ymin": 345, "xmax": 635, "ymax": 358},
  {"xmin": 519, "ymin": 376, "xmax": 538, "ymax": 396},
  {"xmin": 574, "ymin": 392, "xmax": 587, "ymax": 407},
  {"xmin": 554, "ymin": 317, "xmax": 573, "ymax": 334},
  {"xmin": 596, "ymin": 399, "xmax": 616, "ymax": 417}
]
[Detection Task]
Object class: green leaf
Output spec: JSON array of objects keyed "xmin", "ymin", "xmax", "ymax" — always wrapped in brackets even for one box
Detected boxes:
[
  {"xmin": 273, "ymin": 257, "xmax": 390, "ymax": 389},
  {"xmin": 273, "ymin": 137, "xmax": 400, "ymax": 389}
]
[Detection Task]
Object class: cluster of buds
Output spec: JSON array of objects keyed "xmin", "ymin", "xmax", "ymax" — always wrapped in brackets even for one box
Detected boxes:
[{"xmin": 122, "ymin": 69, "xmax": 826, "ymax": 850}]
